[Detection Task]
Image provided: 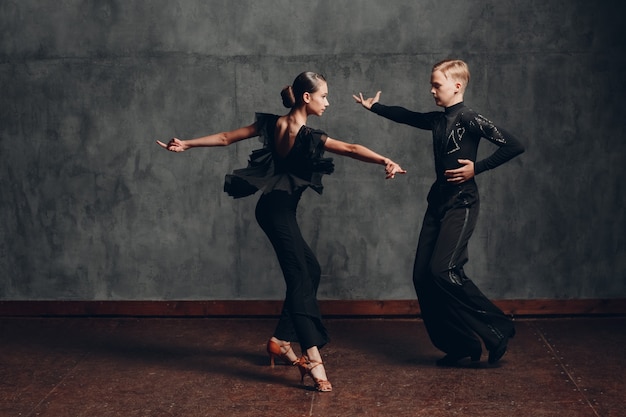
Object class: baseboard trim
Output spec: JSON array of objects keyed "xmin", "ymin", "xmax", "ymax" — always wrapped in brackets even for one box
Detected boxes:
[{"xmin": 0, "ymin": 299, "xmax": 625, "ymax": 317}]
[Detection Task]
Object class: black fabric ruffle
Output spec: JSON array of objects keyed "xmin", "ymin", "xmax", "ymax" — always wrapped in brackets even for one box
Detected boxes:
[{"xmin": 224, "ymin": 113, "xmax": 334, "ymax": 199}]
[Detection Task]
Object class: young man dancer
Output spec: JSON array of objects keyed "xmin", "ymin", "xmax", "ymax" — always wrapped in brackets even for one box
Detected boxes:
[{"xmin": 354, "ymin": 60, "xmax": 524, "ymax": 366}]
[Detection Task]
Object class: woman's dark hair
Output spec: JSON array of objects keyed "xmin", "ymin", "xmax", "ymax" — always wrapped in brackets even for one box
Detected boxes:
[{"xmin": 281, "ymin": 72, "xmax": 326, "ymax": 108}]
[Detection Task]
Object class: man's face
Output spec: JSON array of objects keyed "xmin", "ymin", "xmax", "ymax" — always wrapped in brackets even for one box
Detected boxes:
[{"xmin": 430, "ymin": 70, "xmax": 461, "ymax": 108}]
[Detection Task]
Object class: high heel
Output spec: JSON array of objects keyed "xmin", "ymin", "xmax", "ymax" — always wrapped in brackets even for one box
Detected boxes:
[
  {"xmin": 296, "ymin": 356, "xmax": 333, "ymax": 392},
  {"xmin": 266, "ymin": 339, "xmax": 298, "ymax": 368}
]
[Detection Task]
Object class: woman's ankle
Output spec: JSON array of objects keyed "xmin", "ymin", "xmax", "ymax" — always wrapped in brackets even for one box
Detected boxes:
[
  {"xmin": 271, "ymin": 337, "xmax": 297, "ymax": 362},
  {"xmin": 304, "ymin": 347, "xmax": 328, "ymax": 381}
]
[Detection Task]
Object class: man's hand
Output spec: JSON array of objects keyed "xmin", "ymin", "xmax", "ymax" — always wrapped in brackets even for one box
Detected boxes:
[
  {"xmin": 444, "ymin": 159, "xmax": 475, "ymax": 183},
  {"xmin": 353, "ymin": 91, "xmax": 381, "ymax": 110}
]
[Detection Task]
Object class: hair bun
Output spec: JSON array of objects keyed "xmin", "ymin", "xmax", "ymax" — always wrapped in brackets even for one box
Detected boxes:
[{"xmin": 281, "ymin": 85, "xmax": 296, "ymax": 108}]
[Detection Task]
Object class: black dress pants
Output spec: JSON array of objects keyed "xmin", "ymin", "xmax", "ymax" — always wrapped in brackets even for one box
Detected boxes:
[
  {"xmin": 255, "ymin": 190, "xmax": 329, "ymax": 350},
  {"xmin": 412, "ymin": 182, "xmax": 514, "ymax": 356}
]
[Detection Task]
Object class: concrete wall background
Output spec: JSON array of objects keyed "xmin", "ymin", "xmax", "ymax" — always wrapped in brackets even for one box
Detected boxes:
[{"xmin": 1, "ymin": 0, "xmax": 624, "ymax": 301}]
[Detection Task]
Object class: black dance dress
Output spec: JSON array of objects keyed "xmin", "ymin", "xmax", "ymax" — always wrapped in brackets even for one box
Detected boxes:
[{"xmin": 224, "ymin": 113, "xmax": 334, "ymax": 350}]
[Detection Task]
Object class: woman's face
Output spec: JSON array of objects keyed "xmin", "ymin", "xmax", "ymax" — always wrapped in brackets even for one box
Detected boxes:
[
  {"xmin": 305, "ymin": 81, "xmax": 329, "ymax": 116},
  {"xmin": 430, "ymin": 70, "xmax": 461, "ymax": 108}
]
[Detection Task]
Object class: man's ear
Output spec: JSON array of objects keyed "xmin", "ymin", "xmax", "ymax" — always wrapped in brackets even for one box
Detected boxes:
[{"xmin": 303, "ymin": 91, "xmax": 311, "ymax": 103}]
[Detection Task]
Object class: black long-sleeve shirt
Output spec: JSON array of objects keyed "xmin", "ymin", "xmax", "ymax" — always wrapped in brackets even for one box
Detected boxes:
[{"xmin": 370, "ymin": 102, "xmax": 524, "ymax": 184}]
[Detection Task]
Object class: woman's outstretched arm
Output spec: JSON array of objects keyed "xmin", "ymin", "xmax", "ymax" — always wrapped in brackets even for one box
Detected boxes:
[
  {"xmin": 156, "ymin": 123, "xmax": 259, "ymax": 152},
  {"xmin": 324, "ymin": 137, "xmax": 406, "ymax": 179}
]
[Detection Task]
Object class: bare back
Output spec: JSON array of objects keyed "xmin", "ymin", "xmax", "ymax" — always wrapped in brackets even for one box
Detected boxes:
[{"xmin": 274, "ymin": 115, "xmax": 304, "ymax": 159}]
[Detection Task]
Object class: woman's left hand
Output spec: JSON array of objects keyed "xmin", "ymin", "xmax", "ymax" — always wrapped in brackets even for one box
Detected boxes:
[
  {"xmin": 385, "ymin": 160, "xmax": 407, "ymax": 179},
  {"xmin": 444, "ymin": 159, "xmax": 475, "ymax": 183}
]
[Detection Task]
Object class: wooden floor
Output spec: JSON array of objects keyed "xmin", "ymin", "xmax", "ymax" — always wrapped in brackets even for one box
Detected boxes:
[{"xmin": 1, "ymin": 316, "xmax": 624, "ymax": 416}]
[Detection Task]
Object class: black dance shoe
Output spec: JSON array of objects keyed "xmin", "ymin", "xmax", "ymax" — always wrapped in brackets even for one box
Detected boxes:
[
  {"xmin": 488, "ymin": 339, "xmax": 508, "ymax": 364},
  {"xmin": 436, "ymin": 350, "xmax": 481, "ymax": 367}
]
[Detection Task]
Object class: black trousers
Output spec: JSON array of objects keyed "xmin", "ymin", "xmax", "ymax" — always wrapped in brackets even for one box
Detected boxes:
[
  {"xmin": 255, "ymin": 190, "xmax": 329, "ymax": 350},
  {"xmin": 413, "ymin": 181, "xmax": 514, "ymax": 356}
]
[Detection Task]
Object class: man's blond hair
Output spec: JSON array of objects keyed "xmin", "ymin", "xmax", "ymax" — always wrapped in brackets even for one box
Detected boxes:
[{"xmin": 432, "ymin": 59, "xmax": 470, "ymax": 88}]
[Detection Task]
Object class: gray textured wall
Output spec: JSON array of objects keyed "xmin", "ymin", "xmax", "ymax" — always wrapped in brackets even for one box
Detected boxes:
[{"xmin": 1, "ymin": 0, "xmax": 624, "ymax": 301}]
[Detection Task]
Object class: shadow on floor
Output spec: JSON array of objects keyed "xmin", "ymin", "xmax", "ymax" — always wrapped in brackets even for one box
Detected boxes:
[{"xmin": 1, "ymin": 316, "xmax": 624, "ymax": 416}]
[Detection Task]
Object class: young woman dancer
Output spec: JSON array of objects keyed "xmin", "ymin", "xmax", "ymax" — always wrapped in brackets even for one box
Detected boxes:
[{"xmin": 157, "ymin": 71, "xmax": 405, "ymax": 391}]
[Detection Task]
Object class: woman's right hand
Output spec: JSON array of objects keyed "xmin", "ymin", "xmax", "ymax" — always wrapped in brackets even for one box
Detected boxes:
[
  {"xmin": 353, "ymin": 91, "xmax": 381, "ymax": 110},
  {"xmin": 156, "ymin": 138, "xmax": 188, "ymax": 152}
]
